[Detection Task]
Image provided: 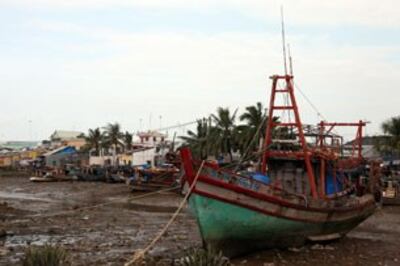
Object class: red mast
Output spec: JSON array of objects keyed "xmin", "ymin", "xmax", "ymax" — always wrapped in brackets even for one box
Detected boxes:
[{"xmin": 261, "ymin": 75, "xmax": 319, "ymax": 199}]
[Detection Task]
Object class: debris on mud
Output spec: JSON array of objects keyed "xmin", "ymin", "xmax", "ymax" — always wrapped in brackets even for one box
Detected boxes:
[{"xmin": 0, "ymin": 176, "xmax": 399, "ymax": 265}]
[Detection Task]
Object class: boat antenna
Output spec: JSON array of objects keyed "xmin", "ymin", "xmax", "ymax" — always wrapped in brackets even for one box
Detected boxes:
[
  {"xmin": 280, "ymin": 6, "xmax": 288, "ymax": 75},
  {"xmin": 288, "ymin": 43, "xmax": 294, "ymax": 76}
]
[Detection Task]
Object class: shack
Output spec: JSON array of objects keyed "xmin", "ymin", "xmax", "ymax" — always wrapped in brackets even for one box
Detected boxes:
[
  {"xmin": 132, "ymin": 147, "xmax": 156, "ymax": 166},
  {"xmin": 43, "ymin": 146, "xmax": 77, "ymax": 168}
]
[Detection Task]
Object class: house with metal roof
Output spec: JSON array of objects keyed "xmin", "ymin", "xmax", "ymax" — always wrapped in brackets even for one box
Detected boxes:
[
  {"xmin": 49, "ymin": 130, "xmax": 85, "ymax": 150},
  {"xmin": 43, "ymin": 146, "xmax": 77, "ymax": 168},
  {"xmin": 50, "ymin": 130, "xmax": 84, "ymax": 141}
]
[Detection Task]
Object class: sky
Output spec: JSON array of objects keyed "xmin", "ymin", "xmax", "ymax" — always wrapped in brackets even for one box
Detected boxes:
[{"xmin": 0, "ymin": 0, "xmax": 399, "ymax": 141}]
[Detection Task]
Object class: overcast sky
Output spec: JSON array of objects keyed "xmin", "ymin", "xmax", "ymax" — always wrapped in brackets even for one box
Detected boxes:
[{"xmin": 0, "ymin": 0, "xmax": 399, "ymax": 141}]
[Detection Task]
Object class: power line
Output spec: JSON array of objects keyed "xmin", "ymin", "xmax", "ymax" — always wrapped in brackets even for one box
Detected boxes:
[{"xmin": 153, "ymin": 120, "xmax": 198, "ymax": 132}]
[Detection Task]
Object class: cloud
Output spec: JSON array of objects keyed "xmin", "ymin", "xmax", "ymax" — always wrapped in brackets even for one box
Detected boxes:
[
  {"xmin": 1, "ymin": 1, "xmax": 399, "ymax": 140},
  {"xmin": 2, "ymin": 17, "xmax": 399, "ymax": 140},
  {"xmin": 3, "ymin": 0, "xmax": 400, "ymax": 27},
  {"xmin": 236, "ymin": 0, "xmax": 400, "ymax": 27}
]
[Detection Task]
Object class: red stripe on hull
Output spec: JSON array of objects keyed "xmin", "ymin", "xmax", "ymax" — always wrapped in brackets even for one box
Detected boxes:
[
  {"xmin": 196, "ymin": 175, "xmax": 374, "ymax": 214},
  {"xmin": 192, "ymin": 188, "xmax": 375, "ymax": 224}
]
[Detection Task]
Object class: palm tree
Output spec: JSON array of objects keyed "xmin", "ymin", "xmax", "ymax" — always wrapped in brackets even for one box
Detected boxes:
[
  {"xmin": 84, "ymin": 128, "xmax": 103, "ymax": 156},
  {"xmin": 211, "ymin": 107, "xmax": 238, "ymax": 162},
  {"xmin": 180, "ymin": 118, "xmax": 210, "ymax": 159},
  {"xmin": 240, "ymin": 102, "xmax": 265, "ymax": 133},
  {"xmin": 380, "ymin": 116, "xmax": 400, "ymax": 156},
  {"xmin": 237, "ymin": 102, "xmax": 266, "ymax": 155},
  {"xmin": 124, "ymin": 131, "xmax": 133, "ymax": 152},
  {"xmin": 237, "ymin": 102, "xmax": 285, "ymax": 158},
  {"xmin": 103, "ymin": 122, "xmax": 124, "ymax": 164}
]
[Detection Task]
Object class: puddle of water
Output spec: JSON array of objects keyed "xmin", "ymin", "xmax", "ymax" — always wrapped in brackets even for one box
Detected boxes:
[
  {"xmin": 121, "ymin": 202, "xmax": 178, "ymax": 213},
  {"xmin": 0, "ymin": 192, "xmax": 54, "ymax": 202},
  {"xmin": 5, "ymin": 234, "xmax": 80, "ymax": 248}
]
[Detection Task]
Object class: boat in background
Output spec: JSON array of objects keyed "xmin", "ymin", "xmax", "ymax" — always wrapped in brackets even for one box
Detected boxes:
[
  {"xmin": 180, "ymin": 73, "xmax": 380, "ymax": 257},
  {"xmin": 128, "ymin": 164, "xmax": 180, "ymax": 192}
]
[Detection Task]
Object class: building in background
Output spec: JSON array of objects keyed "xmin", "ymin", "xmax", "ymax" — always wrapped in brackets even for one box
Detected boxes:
[
  {"xmin": 137, "ymin": 131, "xmax": 167, "ymax": 147},
  {"xmin": 132, "ymin": 147, "xmax": 156, "ymax": 166},
  {"xmin": 0, "ymin": 141, "xmax": 39, "ymax": 150},
  {"xmin": 49, "ymin": 130, "xmax": 86, "ymax": 150},
  {"xmin": 0, "ymin": 141, "xmax": 42, "ymax": 168},
  {"xmin": 43, "ymin": 146, "xmax": 77, "ymax": 168},
  {"xmin": 88, "ymin": 131, "xmax": 171, "ymax": 167}
]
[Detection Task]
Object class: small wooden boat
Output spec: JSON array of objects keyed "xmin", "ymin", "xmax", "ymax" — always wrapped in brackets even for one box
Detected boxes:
[
  {"xmin": 29, "ymin": 176, "xmax": 58, "ymax": 182},
  {"xmin": 128, "ymin": 166, "xmax": 179, "ymax": 192},
  {"xmin": 30, "ymin": 175, "xmax": 76, "ymax": 182},
  {"xmin": 180, "ymin": 74, "xmax": 380, "ymax": 257},
  {"xmin": 382, "ymin": 179, "xmax": 400, "ymax": 205}
]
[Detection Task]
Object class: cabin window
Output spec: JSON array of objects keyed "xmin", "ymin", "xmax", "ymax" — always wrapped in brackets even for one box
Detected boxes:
[{"xmin": 153, "ymin": 137, "xmax": 157, "ymax": 142}]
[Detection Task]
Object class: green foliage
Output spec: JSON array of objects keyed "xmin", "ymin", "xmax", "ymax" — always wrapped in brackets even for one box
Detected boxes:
[
  {"xmin": 83, "ymin": 127, "xmax": 104, "ymax": 156},
  {"xmin": 211, "ymin": 107, "xmax": 238, "ymax": 161},
  {"xmin": 236, "ymin": 102, "xmax": 266, "ymax": 155},
  {"xmin": 180, "ymin": 103, "xmax": 278, "ymax": 161},
  {"xmin": 103, "ymin": 122, "xmax": 124, "ymax": 149},
  {"xmin": 124, "ymin": 131, "xmax": 133, "ymax": 152},
  {"xmin": 177, "ymin": 247, "xmax": 230, "ymax": 266},
  {"xmin": 81, "ymin": 123, "xmax": 134, "ymax": 157},
  {"xmin": 22, "ymin": 245, "xmax": 70, "ymax": 266},
  {"xmin": 377, "ymin": 116, "xmax": 400, "ymax": 156},
  {"xmin": 180, "ymin": 118, "xmax": 211, "ymax": 159}
]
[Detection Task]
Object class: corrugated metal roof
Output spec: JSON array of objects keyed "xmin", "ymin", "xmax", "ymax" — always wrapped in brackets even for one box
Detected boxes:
[
  {"xmin": 50, "ymin": 130, "xmax": 84, "ymax": 140},
  {"xmin": 0, "ymin": 141, "xmax": 39, "ymax": 150},
  {"xmin": 43, "ymin": 146, "xmax": 76, "ymax": 157}
]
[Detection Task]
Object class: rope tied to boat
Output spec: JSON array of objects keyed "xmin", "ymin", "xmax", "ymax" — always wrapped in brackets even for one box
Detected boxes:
[{"xmin": 124, "ymin": 160, "xmax": 205, "ymax": 266}]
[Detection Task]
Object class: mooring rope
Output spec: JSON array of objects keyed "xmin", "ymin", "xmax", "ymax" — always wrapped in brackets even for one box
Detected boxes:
[{"xmin": 124, "ymin": 160, "xmax": 205, "ymax": 266}]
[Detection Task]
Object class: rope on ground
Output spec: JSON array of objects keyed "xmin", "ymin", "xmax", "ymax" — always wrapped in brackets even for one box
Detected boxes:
[
  {"xmin": 26, "ymin": 186, "xmax": 179, "ymax": 219},
  {"xmin": 124, "ymin": 160, "xmax": 205, "ymax": 266}
]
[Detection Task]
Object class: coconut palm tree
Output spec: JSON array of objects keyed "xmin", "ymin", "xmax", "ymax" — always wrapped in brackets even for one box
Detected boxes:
[
  {"xmin": 240, "ymin": 102, "xmax": 265, "ymax": 133},
  {"xmin": 237, "ymin": 102, "xmax": 266, "ymax": 155},
  {"xmin": 211, "ymin": 107, "xmax": 238, "ymax": 162},
  {"xmin": 124, "ymin": 131, "xmax": 133, "ymax": 152},
  {"xmin": 237, "ymin": 102, "xmax": 285, "ymax": 158},
  {"xmin": 180, "ymin": 118, "xmax": 210, "ymax": 159},
  {"xmin": 84, "ymin": 128, "xmax": 103, "ymax": 156},
  {"xmin": 103, "ymin": 122, "xmax": 124, "ymax": 164},
  {"xmin": 380, "ymin": 116, "xmax": 400, "ymax": 155}
]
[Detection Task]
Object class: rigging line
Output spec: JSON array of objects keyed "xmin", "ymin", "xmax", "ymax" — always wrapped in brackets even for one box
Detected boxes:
[
  {"xmin": 293, "ymin": 81, "xmax": 341, "ymax": 137},
  {"xmin": 219, "ymin": 142, "xmax": 277, "ymax": 170},
  {"xmin": 152, "ymin": 120, "xmax": 198, "ymax": 132},
  {"xmin": 233, "ymin": 114, "xmax": 268, "ymax": 171},
  {"xmin": 293, "ymin": 81, "xmax": 325, "ymax": 121},
  {"xmin": 280, "ymin": 6, "xmax": 288, "ymax": 75}
]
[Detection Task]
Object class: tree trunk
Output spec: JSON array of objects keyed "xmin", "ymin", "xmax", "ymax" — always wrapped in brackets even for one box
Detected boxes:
[{"xmin": 113, "ymin": 144, "xmax": 117, "ymax": 166}]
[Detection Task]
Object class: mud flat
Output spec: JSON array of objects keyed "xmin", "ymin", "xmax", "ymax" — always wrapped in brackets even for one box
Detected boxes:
[{"xmin": 0, "ymin": 176, "xmax": 399, "ymax": 265}]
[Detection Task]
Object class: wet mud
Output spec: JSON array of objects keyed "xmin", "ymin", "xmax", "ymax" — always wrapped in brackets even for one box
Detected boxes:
[{"xmin": 0, "ymin": 175, "xmax": 399, "ymax": 265}]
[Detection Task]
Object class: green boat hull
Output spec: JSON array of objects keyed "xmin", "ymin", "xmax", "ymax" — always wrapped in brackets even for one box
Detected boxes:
[{"xmin": 189, "ymin": 194, "xmax": 373, "ymax": 257}]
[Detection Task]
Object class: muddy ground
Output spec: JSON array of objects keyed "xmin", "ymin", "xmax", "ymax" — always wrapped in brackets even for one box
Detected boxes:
[{"xmin": 0, "ymin": 174, "xmax": 399, "ymax": 266}]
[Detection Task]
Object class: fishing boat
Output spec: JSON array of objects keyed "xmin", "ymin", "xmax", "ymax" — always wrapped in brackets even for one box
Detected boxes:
[{"xmin": 180, "ymin": 72, "xmax": 380, "ymax": 257}]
